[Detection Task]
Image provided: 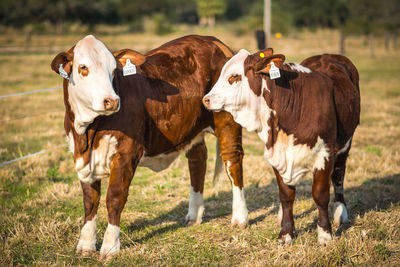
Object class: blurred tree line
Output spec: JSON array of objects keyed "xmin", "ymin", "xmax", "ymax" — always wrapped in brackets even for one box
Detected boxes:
[{"xmin": 1, "ymin": 0, "xmax": 399, "ymax": 52}]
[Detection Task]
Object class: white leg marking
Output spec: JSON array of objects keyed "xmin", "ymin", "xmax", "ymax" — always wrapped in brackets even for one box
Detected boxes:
[
  {"xmin": 76, "ymin": 215, "xmax": 97, "ymax": 253},
  {"xmin": 317, "ymin": 225, "xmax": 332, "ymax": 245},
  {"xmin": 185, "ymin": 186, "xmax": 204, "ymax": 225},
  {"xmin": 100, "ymin": 224, "xmax": 120, "ymax": 258},
  {"xmin": 66, "ymin": 132, "xmax": 74, "ymax": 153},
  {"xmin": 277, "ymin": 203, "xmax": 283, "ymax": 225},
  {"xmin": 333, "ymin": 201, "xmax": 349, "ymax": 226},
  {"xmin": 278, "ymin": 233, "xmax": 293, "ymax": 245},
  {"xmin": 336, "ymin": 137, "xmax": 352, "ymax": 155},
  {"xmin": 231, "ymin": 185, "xmax": 248, "ymax": 227}
]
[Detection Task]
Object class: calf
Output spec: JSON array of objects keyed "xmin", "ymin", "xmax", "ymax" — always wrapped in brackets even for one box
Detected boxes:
[
  {"xmin": 203, "ymin": 49, "xmax": 360, "ymax": 244},
  {"xmin": 51, "ymin": 35, "xmax": 248, "ymax": 259}
]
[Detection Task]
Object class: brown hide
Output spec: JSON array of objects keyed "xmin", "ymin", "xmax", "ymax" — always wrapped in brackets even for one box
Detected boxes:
[
  {"xmin": 59, "ymin": 35, "xmax": 240, "ymax": 161},
  {"xmin": 243, "ymin": 52, "xmax": 360, "ymax": 243},
  {"xmin": 245, "ymin": 53, "xmax": 360, "ymax": 152},
  {"xmin": 52, "ymin": 35, "xmax": 247, "ymax": 257}
]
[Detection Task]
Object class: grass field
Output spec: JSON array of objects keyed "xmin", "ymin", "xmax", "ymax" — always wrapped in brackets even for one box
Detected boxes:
[{"xmin": 0, "ymin": 27, "xmax": 399, "ymax": 266}]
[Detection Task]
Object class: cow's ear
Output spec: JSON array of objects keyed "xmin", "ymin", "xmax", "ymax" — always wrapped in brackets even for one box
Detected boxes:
[
  {"xmin": 255, "ymin": 54, "xmax": 286, "ymax": 75},
  {"xmin": 256, "ymin": 47, "xmax": 274, "ymax": 58},
  {"xmin": 51, "ymin": 46, "xmax": 74, "ymax": 77},
  {"xmin": 113, "ymin": 49, "xmax": 146, "ymax": 69}
]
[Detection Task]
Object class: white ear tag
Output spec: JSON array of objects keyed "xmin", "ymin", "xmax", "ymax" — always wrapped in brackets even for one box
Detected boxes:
[
  {"xmin": 58, "ymin": 64, "xmax": 69, "ymax": 80},
  {"xmin": 123, "ymin": 59, "xmax": 137, "ymax": 76},
  {"xmin": 269, "ymin": 61, "xmax": 281, "ymax": 80}
]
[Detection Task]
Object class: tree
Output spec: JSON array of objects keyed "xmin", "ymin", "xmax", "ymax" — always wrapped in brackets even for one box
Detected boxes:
[
  {"xmin": 346, "ymin": 0, "xmax": 382, "ymax": 57},
  {"xmin": 196, "ymin": 0, "xmax": 226, "ymax": 28}
]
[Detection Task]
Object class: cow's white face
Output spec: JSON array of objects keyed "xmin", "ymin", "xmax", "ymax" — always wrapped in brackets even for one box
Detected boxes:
[
  {"xmin": 53, "ymin": 35, "xmax": 120, "ymax": 135},
  {"xmin": 203, "ymin": 49, "xmax": 266, "ymax": 132}
]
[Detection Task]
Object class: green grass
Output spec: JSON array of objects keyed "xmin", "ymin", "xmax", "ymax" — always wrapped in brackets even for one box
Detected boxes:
[{"xmin": 1, "ymin": 28, "xmax": 400, "ymax": 266}]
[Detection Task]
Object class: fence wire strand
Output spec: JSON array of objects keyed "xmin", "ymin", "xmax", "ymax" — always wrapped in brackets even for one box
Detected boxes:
[
  {"xmin": 1, "ymin": 84, "xmax": 66, "ymax": 167},
  {"xmin": 0, "ymin": 86, "xmax": 62, "ymax": 99}
]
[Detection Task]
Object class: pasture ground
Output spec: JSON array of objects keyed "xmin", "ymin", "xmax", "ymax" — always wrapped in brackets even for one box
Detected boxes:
[{"xmin": 0, "ymin": 27, "xmax": 399, "ymax": 266}]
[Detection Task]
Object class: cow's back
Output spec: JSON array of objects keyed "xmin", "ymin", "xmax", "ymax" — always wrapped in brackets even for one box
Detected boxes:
[
  {"xmin": 111, "ymin": 35, "xmax": 233, "ymax": 156},
  {"xmin": 301, "ymin": 54, "xmax": 360, "ymax": 146}
]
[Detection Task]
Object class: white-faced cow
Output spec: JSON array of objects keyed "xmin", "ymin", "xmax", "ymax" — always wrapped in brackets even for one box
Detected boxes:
[
  {"xmin": 51, "ymin": 35, "xmax": 248, "ymax": 259},
  {"xmin": 203, "ymin": 48, "xmax": 360, "ymax": 244}
]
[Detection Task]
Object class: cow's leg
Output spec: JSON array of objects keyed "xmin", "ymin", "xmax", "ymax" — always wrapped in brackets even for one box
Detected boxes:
[
  {"xmin": 312, "ymin": 159, "xmax": 334, "ymax": 245},
  {"xmin": 274, "ymin": 168, "xmax": 295, "ymax": 244},
  {"xmin": 213, "ymin": 111, "xmax": 247, "ymax": 228},
  {"xmin": 331, "ymin": 144, "xmax": 351, "ymax": 226},
  {"xmin": 185, "ymin": 140, "xmax": 207, "ymax": 225},
  {"xmin": 99, "ymin": 153, "xmax": 138, "ymax": 260},
  {"xmin": 76, "ymin": 180, "xmax": 101, "ymax": 255}
]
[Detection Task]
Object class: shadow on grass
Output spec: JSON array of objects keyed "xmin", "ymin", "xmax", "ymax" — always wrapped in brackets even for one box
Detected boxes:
[{"xmin": 126, "ymin": 173, "xmax": 400, "ymax": 244}]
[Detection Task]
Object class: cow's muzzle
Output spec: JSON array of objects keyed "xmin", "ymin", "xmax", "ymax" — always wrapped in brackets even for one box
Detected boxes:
[{"xmin": 104, "ymin": 97, "xmax": 120, "ymax": 112}]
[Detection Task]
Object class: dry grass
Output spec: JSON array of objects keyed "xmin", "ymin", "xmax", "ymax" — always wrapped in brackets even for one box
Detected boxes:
[{"xmin": 0, "ymin": 26, "xmax": 399, "ymax": 266}]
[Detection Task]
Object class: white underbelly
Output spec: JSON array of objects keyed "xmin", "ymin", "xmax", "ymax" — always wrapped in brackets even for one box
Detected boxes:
[
  {"xmin": 264, "ymin": 131, "xmax": 330, "ymax": 186},
  {"xmin": 138, "ymin": 130, "xmax": 208, "ymax": 172}
]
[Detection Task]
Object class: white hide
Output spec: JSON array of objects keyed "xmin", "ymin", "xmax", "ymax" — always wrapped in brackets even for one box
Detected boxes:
[
  {"xmin": 76, "ymin": 216, "xmax": 97, "ymax": 252},
  {"xmin": 279, "ymin": 233, "xmax": 293, "ymax": 245},
  {"xmin": 333, "ymin": 201, "xmax": 349, "ymax": 226},
  {"xmin": 231, "ymin": 184, "xmax": 248, "ymax": 226},
  {"xmin": 100, "ymin": 224, "xmax": 121, "ymax": 257},
  {"xmin": 67, "ymin": 35, "xmax": 120, "ymax": 135},
  {"xmin": 225, "ymin": 161, "xmax": 248, "ymax": 226},
  {"xmin": 336, "ymin": 137, "xmax": 352, "ymax": 155},
  {"xmin": 75, "ymin": 134, "xmax": 118, "ymax": 184},
  {"xmin": 317, "ymin": 225, "xmax": 332, "ymax": 245},
  {"xmin": 66, "ymin": 131, "xmax": 74, "ymax": 153},
  {"xmin": 185, "ymin": 186, "xmax": 205, "ymax": 224},
  {"xmin": 263, "ymin": 133, "xmax": 330, "ymax": 186},
  {"xmin": 204, "ymin": 49, "xmax": 264, "ymax": 132},
  {"xmin": 287, "ymin": 63, "xmax": 312, "ymax": 73}
]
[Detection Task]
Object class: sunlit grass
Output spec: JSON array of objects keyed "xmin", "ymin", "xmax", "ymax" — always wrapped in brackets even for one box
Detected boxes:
[{"xmin": 0, "ymin": 28, "xmax": 399, "ymax": 266}]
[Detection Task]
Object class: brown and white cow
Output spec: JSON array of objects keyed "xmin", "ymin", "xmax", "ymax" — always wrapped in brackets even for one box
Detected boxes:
[
  {"xmin": 51, "ymin": 35, "xmax": 248, "ymax": 259},
  {"xmin": 203, "ymin": 49, "xmax": 360, "ymax": 244}
]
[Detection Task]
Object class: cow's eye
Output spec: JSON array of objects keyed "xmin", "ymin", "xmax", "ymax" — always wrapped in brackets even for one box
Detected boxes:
[
  {"xmin": 228, "ymin": 74, "xmax": 242, "ymax": 85},
  {"xmin": 78, "ymin": 64, "xmax": 89, "ymax": 76}
]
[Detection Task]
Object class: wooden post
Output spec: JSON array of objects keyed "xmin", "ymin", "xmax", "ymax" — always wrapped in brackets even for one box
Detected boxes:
[{"xmin": 264, "ymin": 0, "xmax": 271, "ymax": 48}]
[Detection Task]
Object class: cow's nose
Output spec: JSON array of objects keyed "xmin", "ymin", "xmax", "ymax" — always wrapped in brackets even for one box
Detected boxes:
[
  {"xmin": 203, "ymin": 96, "xmax": 210, "ymax": 108},
  {"xmin": 104, "ymin": 97, "xmax": 119, "ymax": 111}
]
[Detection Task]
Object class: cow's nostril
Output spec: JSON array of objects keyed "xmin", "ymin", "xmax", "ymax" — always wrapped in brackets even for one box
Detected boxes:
[
  {"xmin": 104, "ymin": 97, "xmax": 119, "ymax": 111},
  {"xmin": 203, "ymin": 97, "xmax": 210, "ymax": 107}
]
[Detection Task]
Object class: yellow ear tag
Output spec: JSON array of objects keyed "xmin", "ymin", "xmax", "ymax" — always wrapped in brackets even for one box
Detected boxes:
[{"xmin": 260, "ymin": 52, "xmax": 265, "ymax": 58}]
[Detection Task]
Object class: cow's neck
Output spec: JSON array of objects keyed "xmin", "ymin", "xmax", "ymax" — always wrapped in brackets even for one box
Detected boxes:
[{"xmin": 265, "ymin": 71, "xmax": 302, "ymax": 139}]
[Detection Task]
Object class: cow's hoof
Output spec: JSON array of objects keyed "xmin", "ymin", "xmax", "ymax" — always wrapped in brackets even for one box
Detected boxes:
[
  {"xmin": 99, "ymin": 251, "xmax": 117, "ymax": 262},
  {"xmin": 278, "ymin": 233, "xmax": 293, "ymax": 245},
  {"xmin": 317, "ymin": 225, "xmax": 333, "ymax": 245},
  {"xmin": 185, "ymin": 219, "xmax": 201, "ymax": 226},
  {"xmin": 231, "ymin": 219, "xmax": 247, "ymax": 229},
  {"xmin": 76, "ymin": 248, "xmax": 95, "ymax": 257},
  {"xmin": 333, "ymin": 202, "xmax": 349, "ymax": 227}
]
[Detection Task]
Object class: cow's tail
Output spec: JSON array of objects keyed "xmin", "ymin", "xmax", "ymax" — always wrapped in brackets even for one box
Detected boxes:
[{"xmin": 212, "ymin": 140, "xmax": 225, "ymax": 196}]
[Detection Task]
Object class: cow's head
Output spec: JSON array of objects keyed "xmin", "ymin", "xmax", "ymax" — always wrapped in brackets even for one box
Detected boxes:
[
  {"xmin": 51, "ymin": 35, "xmax": 120, "ymax": 135},
  {"xmin": 203, "ymin": 48, "xmax": 285, "ymax": 132}
]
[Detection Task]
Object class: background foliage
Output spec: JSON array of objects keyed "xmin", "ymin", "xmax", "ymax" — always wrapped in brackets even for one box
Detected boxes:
[{"xmin": 1, "ymin": 0, "xmax": 399, "ymax": 37}]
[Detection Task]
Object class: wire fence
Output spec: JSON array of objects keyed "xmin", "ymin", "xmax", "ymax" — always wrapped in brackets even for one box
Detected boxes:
[
  {"xmin": 0, "ymin": 85, "xmax": 66, "ymax": 167},
  {"xmin": 0, "ymin": 86, "xmax": 62, "ymax": 98}
]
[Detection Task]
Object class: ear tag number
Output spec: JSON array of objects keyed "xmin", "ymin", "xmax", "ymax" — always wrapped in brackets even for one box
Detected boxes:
[
  {"xmin": 269, "ymin": 61, "xmax": 281, "ymax": 80},
  {"xmin": 59, "ymin": 64, "xmax": 69, "ymax": 80},
  {"xmin": 123, "ymin": 59, "xmax": 136, "ymax": 76}
]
